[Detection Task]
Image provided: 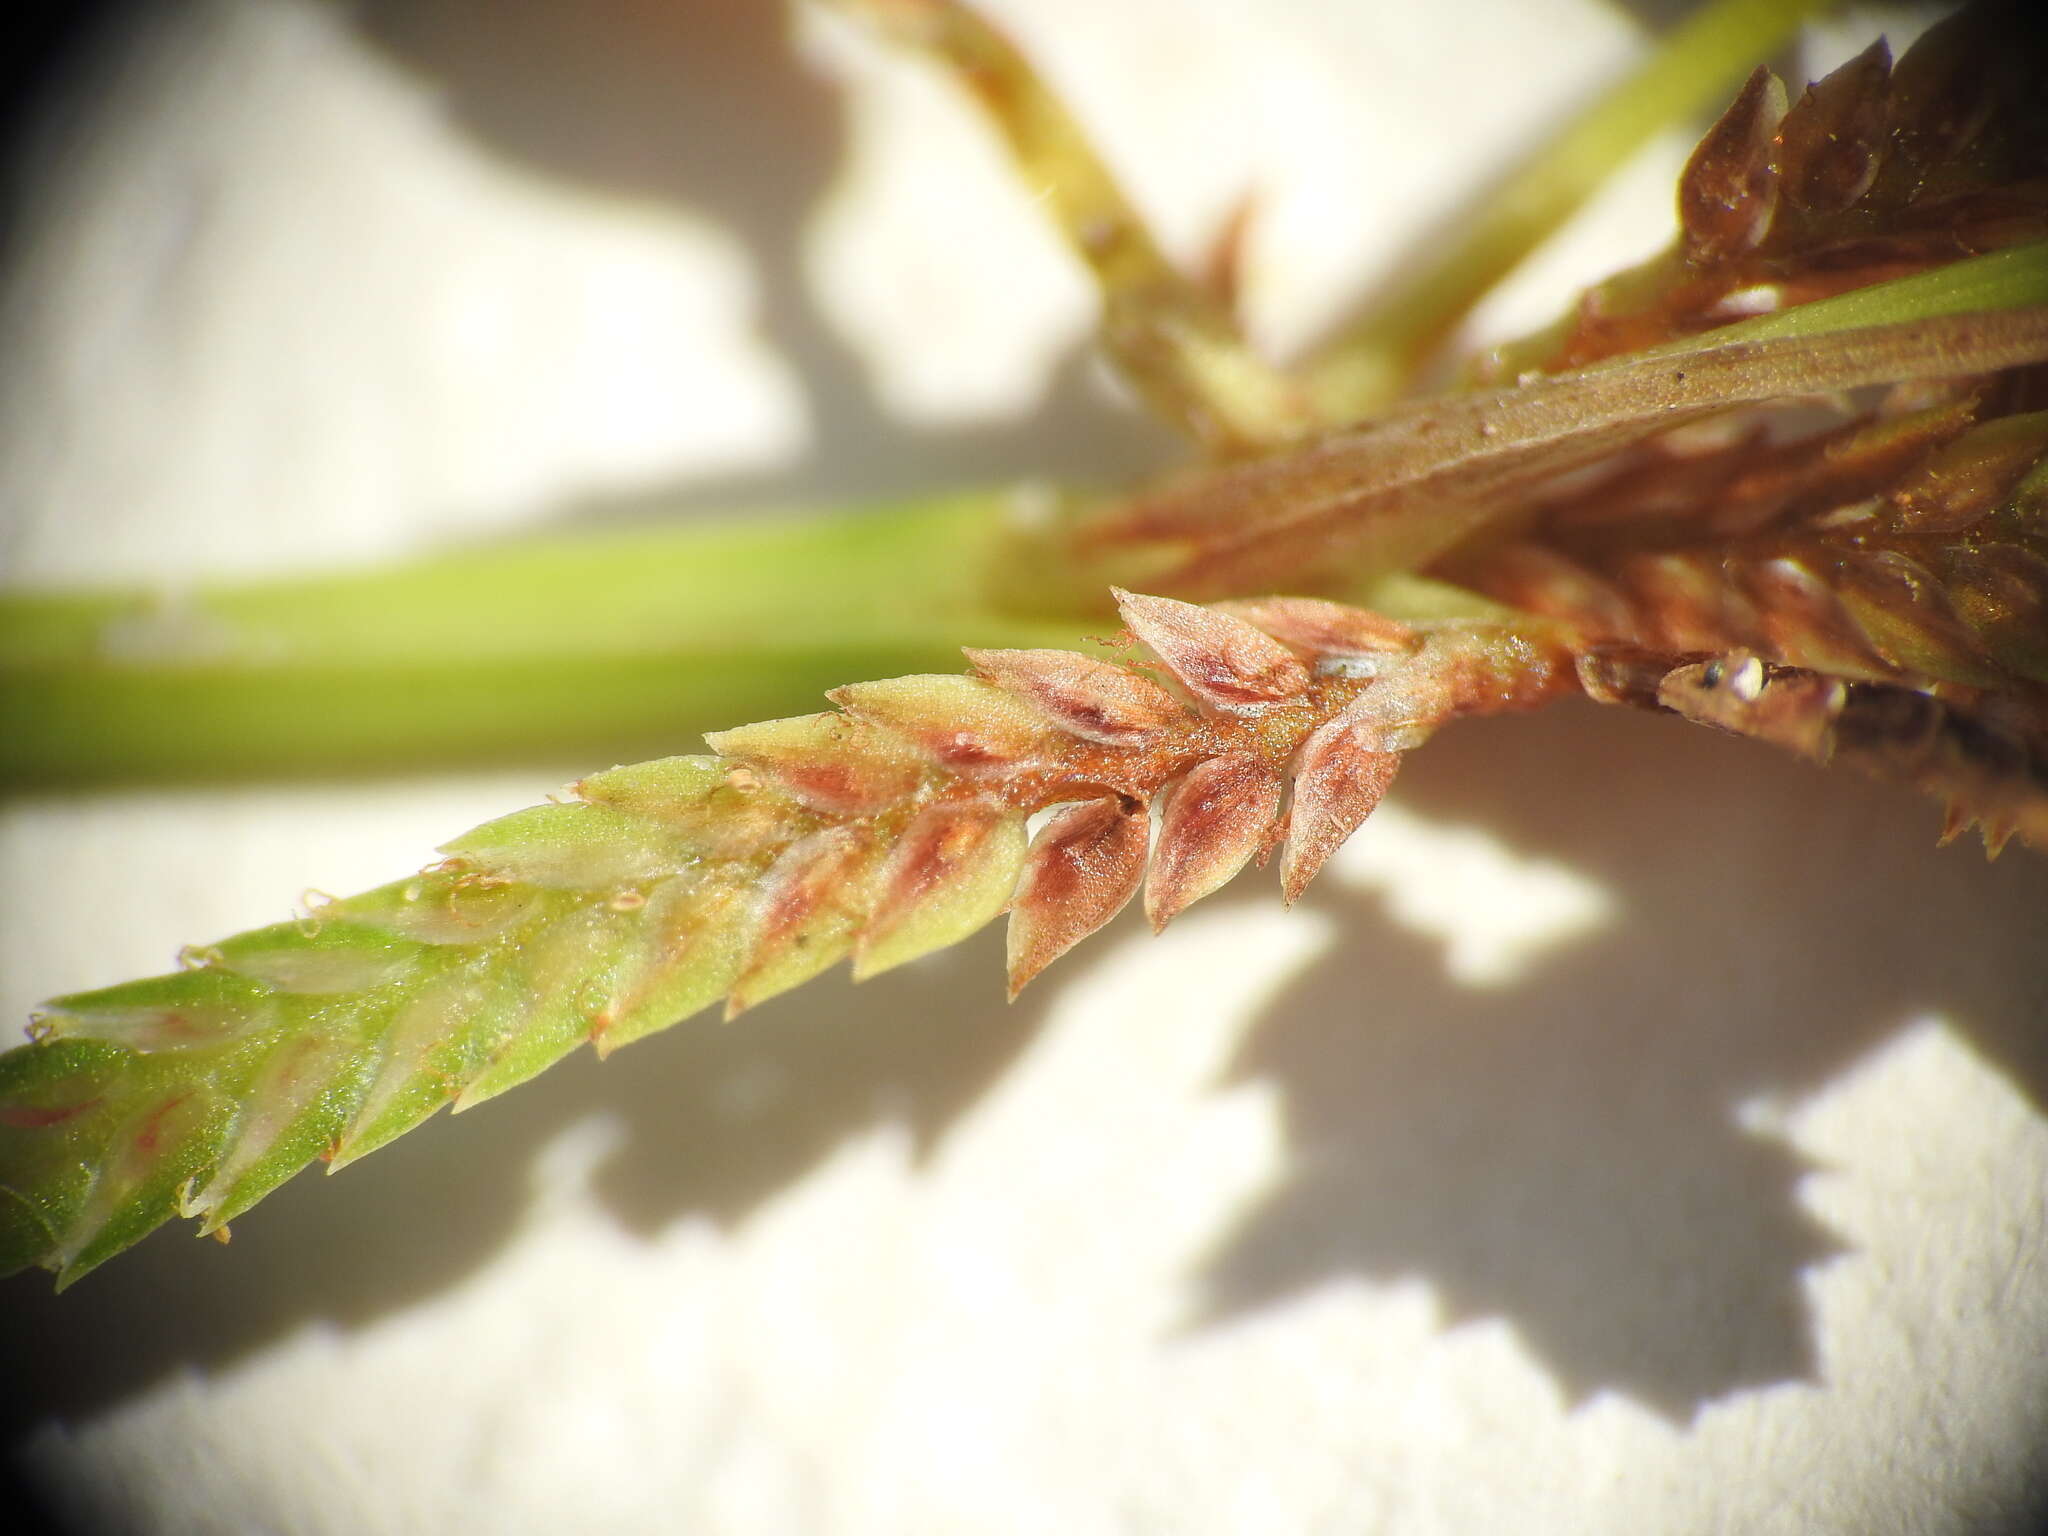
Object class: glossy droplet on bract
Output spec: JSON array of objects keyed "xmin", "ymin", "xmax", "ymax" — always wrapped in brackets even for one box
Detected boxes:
[
  {"xmin": 1006, "ymin": 797, "xmax": 1150, "ymax": 996},
  {"xmin": 1145, "ymin": 753, "xmax": 1283, "ymax": 931},
  {"xmin": 336, "ymin": 876, "xmax": 540, "ymax": 948},
  {"xmin": 1112, "ymin": 588, "xmax": 1310, "ymax": 711}
]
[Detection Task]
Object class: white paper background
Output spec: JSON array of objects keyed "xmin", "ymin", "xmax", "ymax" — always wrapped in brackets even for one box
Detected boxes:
[{"xmin": 4, "ymin": 2, "xmax": 2045, "ymax": 1532}]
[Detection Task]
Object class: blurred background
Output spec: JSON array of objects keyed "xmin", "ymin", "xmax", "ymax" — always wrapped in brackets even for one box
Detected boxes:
[{"xmin": 3, "ymin": 3, "xmax": 2045, "ymax": 1531}]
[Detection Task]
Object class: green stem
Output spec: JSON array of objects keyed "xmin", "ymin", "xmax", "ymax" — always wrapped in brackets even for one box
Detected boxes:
[
  {"xmin": 0, "ymin": 492, "xmax": 1097, "ymax": 787},
  {"xmin": 1302, "ymin": 0, "xmax": 1835, "ymax": 417},
  {"xmin": 14, "ymin": 242, "xmax": 2041, "ymax": 791},
  {"xmin": 1676, "ymin": 242, "xmax": 2048, "ymax": 347}
]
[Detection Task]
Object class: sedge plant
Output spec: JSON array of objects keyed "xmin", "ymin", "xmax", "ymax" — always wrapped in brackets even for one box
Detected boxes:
[{"xmin": 2, "ymin": 0, "xmax": 2045, "ymax": 1287}]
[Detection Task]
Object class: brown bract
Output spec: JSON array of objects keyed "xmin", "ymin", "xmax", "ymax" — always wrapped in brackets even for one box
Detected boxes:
[
  {"xmin": 1679, "ymin": 65, "xmax": 1785, "ymax": 263},
  {"xmin": 727, "ymin": 825, "xmax": 877, "ymax": 1016},
  {"xmin": 1006, "ymin": 797, "xmax": 1151, "ymax": 996},
  {"xmin": 704, "ymin": 713, "xmax": 923, "ymax": 816},
  {"xmin": 1145, "ymin": 754, "xmax": 1284, "ymax": 931},
  {"xmin": 964, "ymin": 646, "xmax": 1190, "ymax": 747},
  {"xmin": 1282, "ymin": 718, "xmax": 1402, "ymax": 905},
  {"xmin": 1112, "ymin": 588, "xmax": 1311, "ymax": 710}
]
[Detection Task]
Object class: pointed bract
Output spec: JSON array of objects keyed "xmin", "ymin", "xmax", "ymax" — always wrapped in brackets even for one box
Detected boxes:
[
  {"xmin": 1889, "ymin": 411, "xmax": 2048, "ymax": 536},
  {"xmin": 830, "ymin": 674, "xmax": 1057, "ymax": 772},
  {"xmin": 705, "ymin": 712, "xmax": 924, "ymax": 816},
  {"xmin": 1834, "ymin": 548, "xmax": 2004, "ymax": 685},
  {"xmin": 1738, "ymin": 557, "xmax": 1890, "ymax": 679},
  {"xmin": 1145, "ymin": 753, "xmax": 1283, "ymax": 931},
  {"xmin": 437, "ymin": 802, "xmax": 689, "ymax": 890},
  {"xmin": 1112, "ymin": 588, "xmax": 1310, "ymax": 710},
  {"xmin": 854, "ymin": 801, "xmax": 1029, "ymax": 980},
  {"xmin": 964, "ymin": 646, "xmax": 1190, "ymax": 747},
  {"xmin": 34, "ymin": 970, "xmax": 279, "ymax": 1054},
  {"xmin": 1005, "ymin": 798, "xmax": 1150, "ymax": 996},
  {"xmin": 571, "ymin": 755, "xmax": 729, "ymax": 821},
  {"xmin": 1777, "ymin": 37, "xmax": 1891, "ymax": 214},
  {"xmin": 1678, "ymin": 65, "xmax": 1787, "ymax": 261},
  {"xmin": 453, "ymin": 904, "xmax": 639, "ymax": 1110},
  {"xmin": 1282, "ymin": 715, "xmax": 1402, "ymax": 903},
  {"xmin": 53, "ymin": 1086, "xmax": 225, "ymax": 1288},
  {"xmin": 1211, "ymin": 597, "xmax": 1415, "ymax": 664},
  {"xmin": 727, "ymin": 826, "xmax": 878, "ymax": 1016},
  {"xmin": 182, "ymin": 1032, "xmax": 355, "ymax": 1231},
  {"xmin": 595, "ymin": 875, "xmax": 751, "ymax": 1058}
]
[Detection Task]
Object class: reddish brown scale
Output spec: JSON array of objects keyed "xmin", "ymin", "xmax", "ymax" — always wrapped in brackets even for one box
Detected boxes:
[
  {"xmin": 705, "ymin": 714, "xmax": 922, "ymax": 817},
  {"xmin": 857, "ymin": 799, "xmax": 1013, "ymax": 971},
  {"xmin": 964, "ymin": 646, "xmax": 1190, "ymax": 747},
  {"xmin": 728, "ymin": 825, "xmax": 876, "ymax": 1016},
  {"xmin": 983, "ymin": 719, "xmax": 1223, "ymax": 813},
  {"xmin": 1284, "ymin": 725, "xmax": 1401, "ymax": 905},
  {"xmin": 690, "ymin": 587, "xmax": 1679, "ymax": 1002},
  {"xmin": 1489, "ymin": 10, "xmax": 2048, "ymax": 377},
  {"xmin": 1006, "ymin": 797, "xmax": 1151, "ymax": 996},
  {"xmin": 1211, "ymin": 596, "xmax": 1416, "ymax": 659},
  {"xmin": 1145, "ymin": 753, "xmax": 1284, "ymax": 931},
  {"xmin": 1734, "ymin": 557, "xmax": 1894, "ymax": 680},
  {"xmin": 873, "ymin": 800, "xmax": 1002, "ymax": 899},
  {"xmin": 1612, "ymin": 551, "xmax": 1741, "ymax": 654},
  {"xmin": 1777, "ymin": 38, "xmax": 1892, "ymax": 215},
  {"xmin": 1678, "ymin": 65, "xmax": 1786, "ymax": 263},
  {"xmin": 1468, "ymin": 544, "xmax": 1639, "ymax": 642},
  {"xmin": 1888, "ymin": 411, "xmax": 2048, "ymax": 534},
  {"xmin": 829, "ymin": 674, "xmax": 1056, "ymax": 776},
  {"xmin": 1832, "ymin": 547, "xmax": 2006, "ymax": 683},
  {"xmin": 1111, "ymin": 588, "xmax": 1311, "ymax": 711}
]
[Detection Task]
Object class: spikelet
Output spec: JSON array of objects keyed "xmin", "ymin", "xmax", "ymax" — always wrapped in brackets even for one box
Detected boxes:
[
  {"xmin": 1073, "ymin": 5, "xmax": 2048, "ymax": 599},
  {"xmin": 1489, "ymin": 1, "xmax": 2048, "ymax": 376},
  {"xmin": 0, "ymin": 592, "xmax": 1576, "ymax": 1285},
  {"xmin": 11, "ymin": 0, "xmax": 2048, "ymax": 1297}
]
